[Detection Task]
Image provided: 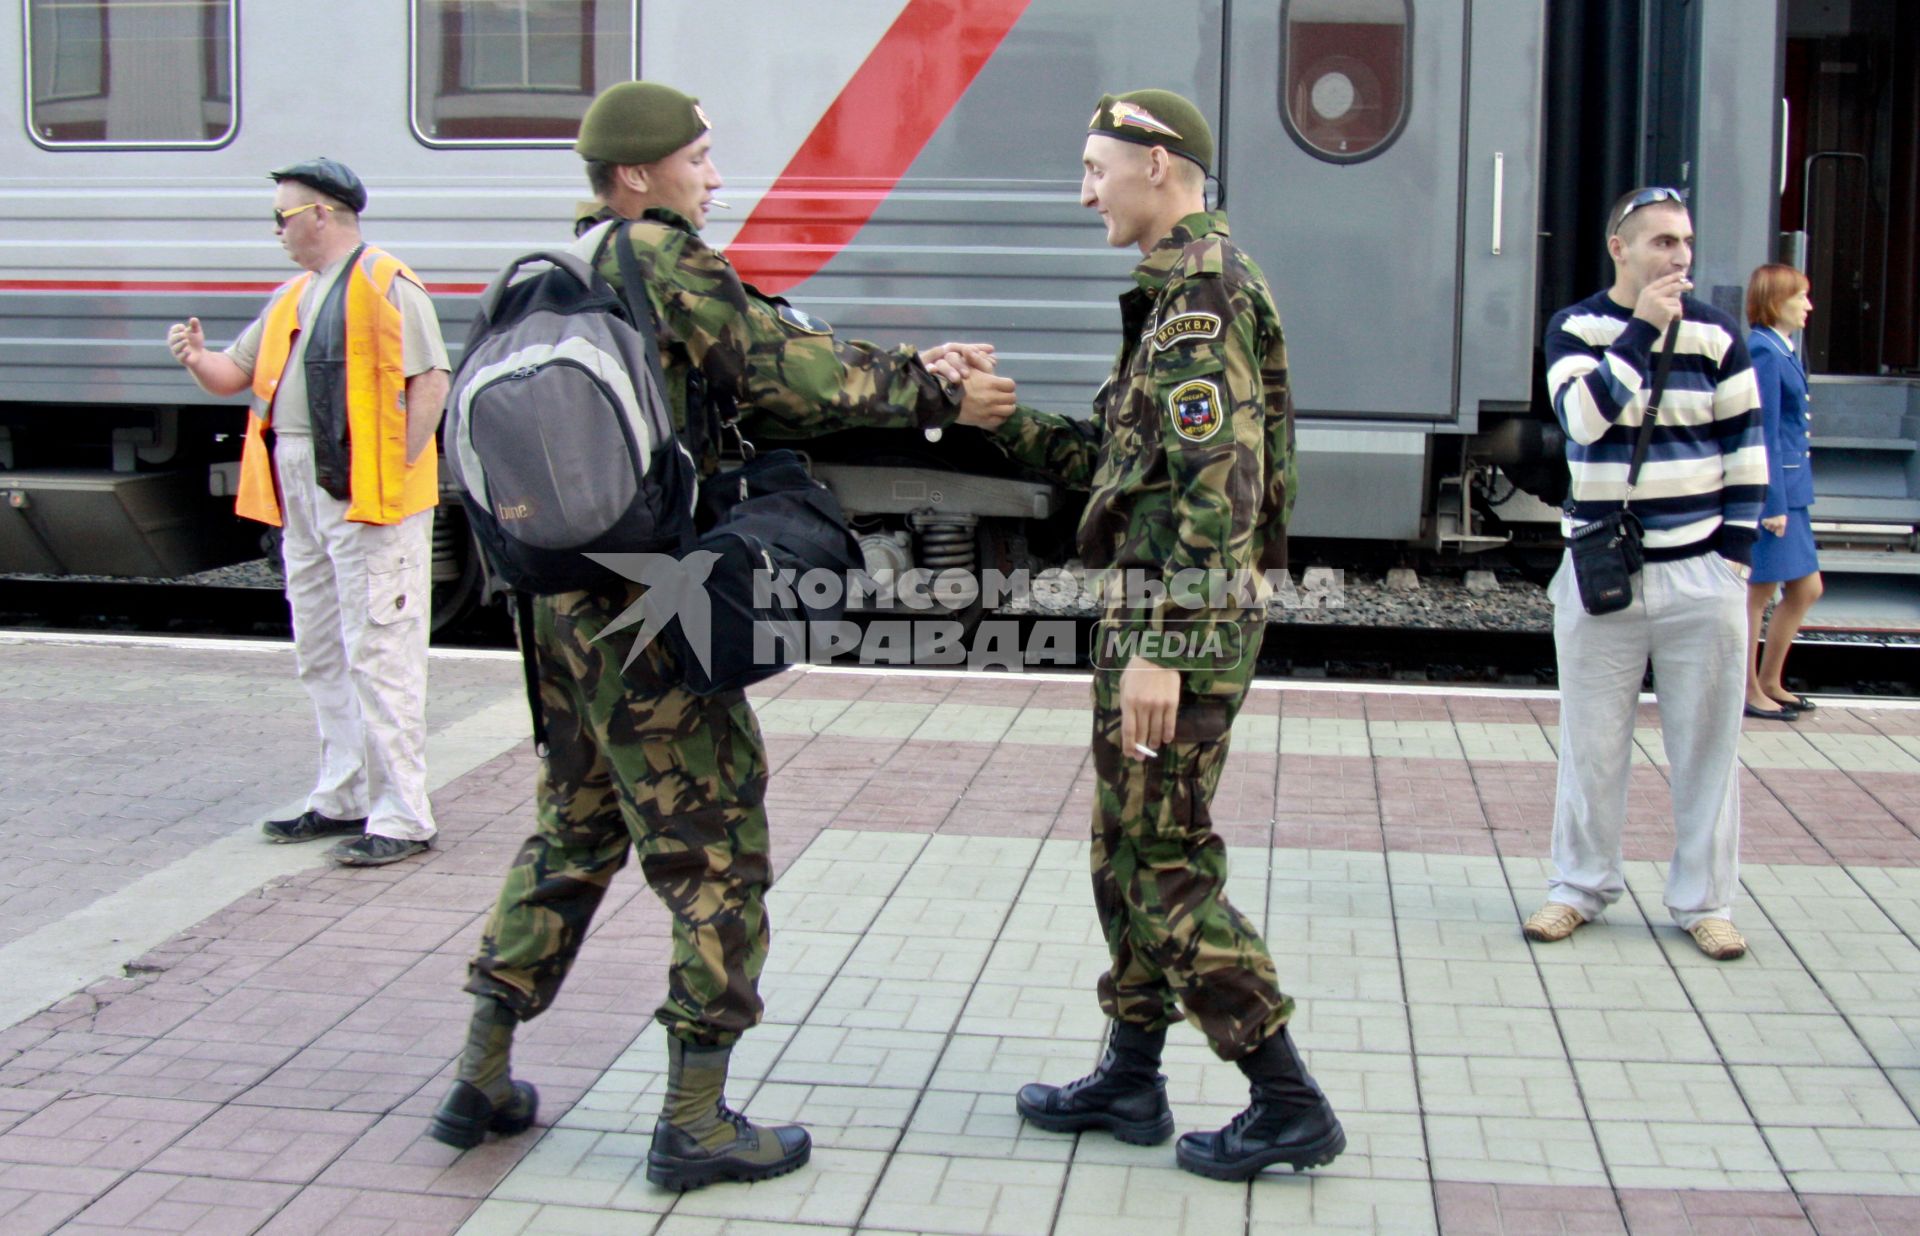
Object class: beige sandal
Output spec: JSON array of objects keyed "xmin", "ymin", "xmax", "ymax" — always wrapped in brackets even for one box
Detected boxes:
[
  {"xmin": 1689, "ymin": 918, "xmax": 1747, "ymax": 960},
  {"xmin": 1523, "ymin": 903, "xmax": 1586, "ymax": 942}
]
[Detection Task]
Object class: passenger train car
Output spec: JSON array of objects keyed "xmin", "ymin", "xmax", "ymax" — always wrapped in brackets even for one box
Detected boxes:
[{"xmin": 2, "ymin": 1, "xmax": 1914, "ymax": 626}]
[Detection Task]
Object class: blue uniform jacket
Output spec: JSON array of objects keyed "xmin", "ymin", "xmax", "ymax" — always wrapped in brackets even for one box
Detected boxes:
[{"xmin": 1749, "ymin": 327, "xmax": 1814, "ymax": 516}]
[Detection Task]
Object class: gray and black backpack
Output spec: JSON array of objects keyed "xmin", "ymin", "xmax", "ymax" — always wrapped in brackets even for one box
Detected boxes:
[{"xmin": 445, "ymin": 221, "xmax": 696, "ymax": 595}]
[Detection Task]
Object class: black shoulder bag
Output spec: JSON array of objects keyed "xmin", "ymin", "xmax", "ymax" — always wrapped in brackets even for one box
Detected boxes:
[{"xmin": 1566, "ymin": 320, "xmax": 1680, "ymax": 615}]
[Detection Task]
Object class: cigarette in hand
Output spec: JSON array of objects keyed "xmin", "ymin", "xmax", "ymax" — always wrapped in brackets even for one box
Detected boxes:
[{"xmin": 1134, "ymin": 742, "xmax": 1158, "ymax": 759}]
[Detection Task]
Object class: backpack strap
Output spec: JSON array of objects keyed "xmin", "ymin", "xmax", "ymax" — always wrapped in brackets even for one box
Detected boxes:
[{"xmin": 513, "ymin": 591, "xmax": 548, "ymax": 758}]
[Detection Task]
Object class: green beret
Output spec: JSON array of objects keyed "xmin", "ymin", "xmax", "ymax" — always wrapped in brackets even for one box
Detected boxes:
[
  {"xmin": 576, "ymin": 81, "xmax": 710, "ymax": 165},
  {"xmin": 1088, "ymin": 89, "xmax": 1213, "ymax": 173}
]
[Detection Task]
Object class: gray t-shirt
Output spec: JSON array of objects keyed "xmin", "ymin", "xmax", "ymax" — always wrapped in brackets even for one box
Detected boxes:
[{"xmin": 227, "ymin": 254, "xmax": 449, "ymax": 435}]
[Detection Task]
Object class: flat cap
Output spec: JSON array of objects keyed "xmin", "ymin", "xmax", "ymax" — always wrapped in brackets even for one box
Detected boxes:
[
  {"xmin": 269, "ymin": 157, "xmax": 367, "ymax": 214},
  {"xmin": 1088, "ymin": 89, "xmax": 1213, "ymax": 173},
  {"xmin": 577, "ymin": 81, "xmax": 710, "ymax": 166}
]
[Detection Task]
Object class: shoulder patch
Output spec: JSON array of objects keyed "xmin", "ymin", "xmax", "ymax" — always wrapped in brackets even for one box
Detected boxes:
[
  {"xmin": 775, "ymin": 302, "xmax": 832, "ymax": 335},
  {"xmin": 1168, "ymin": 378, "xmax": 1224, "ymax": 443},
  {"xmin": 1153, "ymin": 311, "xmax": 1223, "ymax": 351}
]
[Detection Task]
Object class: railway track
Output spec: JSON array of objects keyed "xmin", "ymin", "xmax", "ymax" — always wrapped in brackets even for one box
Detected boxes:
[{"xmin": 5, "ymin": 577, "xmax": 1917, "ymax": 698}]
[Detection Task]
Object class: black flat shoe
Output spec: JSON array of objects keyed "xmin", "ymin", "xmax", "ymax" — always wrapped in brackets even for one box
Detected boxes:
[
  {"xmin": 1767, "ymin": 693, "xmax": 1815, "ymax": 711},
  {"xmin": 1744, "ymin": 702, "xmax": 1798, "ymax": 721}
]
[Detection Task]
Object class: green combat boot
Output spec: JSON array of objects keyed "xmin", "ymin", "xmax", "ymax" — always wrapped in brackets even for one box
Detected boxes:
[
  {"xmin": 646, "ymin": 1037, "xmax": 811, "ymax": 1190},
  {"xmin": 1014, "ymin": 1021, "xmax": 1174, "ymax": 1144},
  {"xmin": 1175, "ymin": 1026, "xmax": 1345, "ymax": 1180},
  {"xmin": 428, "ymin": 995, "xmax": 539, "ymax": 1149}
]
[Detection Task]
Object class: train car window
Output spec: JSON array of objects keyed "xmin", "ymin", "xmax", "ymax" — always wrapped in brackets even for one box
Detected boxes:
[
  {"xmin": 412, "ymin": 0, "xmax": 637, "ymax": 146},
  {"xmin": 24, "ymin": 0, "xmax": 237, "ymax": 148},
  {"xmin": 1280, "ymin": 0, "xmax": 1410, "ymax": 164}
]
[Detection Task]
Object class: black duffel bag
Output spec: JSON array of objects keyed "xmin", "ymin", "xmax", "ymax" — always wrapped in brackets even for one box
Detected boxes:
[{"xmin": 664, "ymin": 449, "xmax": 862, "ymax": 695}]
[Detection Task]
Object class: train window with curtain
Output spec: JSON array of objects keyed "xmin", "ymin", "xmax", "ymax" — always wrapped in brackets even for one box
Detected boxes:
[
  {"xmin": 24, "ymin": 0, "xmax": 237, "ymax": 148},
  {"xmin": 412, "ymin": 0, "xmax": 638, "ymax": 145},
  {"xmin": 1280, "ymin": 0, "xmax": 1410, "ymax": 163}
]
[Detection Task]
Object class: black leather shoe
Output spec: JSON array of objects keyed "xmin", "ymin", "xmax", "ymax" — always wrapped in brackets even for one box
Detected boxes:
[
  {"xmin": 1014, "ymin": 1022, "xmax": 1174, "ymax": 1145},
  {"xmin": 428, "ymin": 1078, "xmax": 539, "ymax": 1149},
  {"xmin": 262, "ymin": 810, "xmax": 366, "ymax": 844},
  {"xmin": 1176, "ymin": 1098, "xmax": 1347, "ymax": 1180},
  {"xmin": 646, "ymin": 1107, "xmax": 812, "ymax": 1190},
  {"xmin": 1744, "ymin": 701, "xmax": 1799, "ymax": 721},
  {"xmin": 1175, "ymin": 1027, "xmax": 1346, "ymax": 1181}
]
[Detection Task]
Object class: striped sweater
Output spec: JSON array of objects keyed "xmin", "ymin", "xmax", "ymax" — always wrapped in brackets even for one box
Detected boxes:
[{"xmin": 1545, "ymin": 291, "xmax": 1766, "ymax": 564}]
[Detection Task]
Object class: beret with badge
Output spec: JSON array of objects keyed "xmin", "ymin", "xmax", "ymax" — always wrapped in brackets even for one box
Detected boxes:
[
  {"xmin": 1088, "ymin": 89, "xmax": 1213, "ymax": 173},
  {"xmin": 576, "ymin": 80, "xmax": 712, "ymax": 166}
]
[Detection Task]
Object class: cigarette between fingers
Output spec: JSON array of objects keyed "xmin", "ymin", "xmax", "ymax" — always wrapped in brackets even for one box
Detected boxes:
[{"xmin": 1134, "ymin": 742, "xmax": 1158, "ymax": 759}]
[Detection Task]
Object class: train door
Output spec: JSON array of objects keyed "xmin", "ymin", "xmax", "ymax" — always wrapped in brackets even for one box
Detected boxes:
[
  {"xmin": 1781, "ymin": 0, "xmax": 1920, "ymax": 378},
  {"xmin": 1224, "ymin": 0, "xmax": 1541, "ymax": 539}
]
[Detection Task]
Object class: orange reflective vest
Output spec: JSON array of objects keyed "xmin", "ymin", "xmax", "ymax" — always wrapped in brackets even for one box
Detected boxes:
[{"xmin": 235, "ymin": 247, "xmax": 438, "ymax": 527}]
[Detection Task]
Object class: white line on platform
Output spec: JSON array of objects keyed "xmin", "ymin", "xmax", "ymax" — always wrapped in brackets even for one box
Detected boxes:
[
  {"xmin": 6, "ymin": 629, "xmax": 1910, "ymax": 708},
  {"xmin": 0, "ymin": 694, "xmax": 530, "ymax": 1031},
  {"xmin": 0, "ymin": 629, "xmax": 518, "ymax": 661}
]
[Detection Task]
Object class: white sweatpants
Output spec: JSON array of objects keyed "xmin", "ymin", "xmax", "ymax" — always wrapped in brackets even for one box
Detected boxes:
[
  {"xmin": 274, "ymin": 434, "xmax": 436, "ymax": 842},
  {"xmin": 1547, "ymin": 551, "xmax": 1746, "ymax": 928}
]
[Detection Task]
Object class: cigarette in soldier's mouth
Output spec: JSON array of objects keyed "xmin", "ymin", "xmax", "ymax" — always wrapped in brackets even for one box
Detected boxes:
[{"xmin": 708, "ymin": 200, "xmax": 732, "ymax": 211}]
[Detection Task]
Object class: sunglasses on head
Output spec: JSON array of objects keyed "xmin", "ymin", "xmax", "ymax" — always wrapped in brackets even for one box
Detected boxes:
[
  {"xmin": 273, "ymin": 202, "xmax": 333, "ymax": 228},
  {"xmin": 1612, "ymin": 186, "xmax": 1686, "ymax": 234}
]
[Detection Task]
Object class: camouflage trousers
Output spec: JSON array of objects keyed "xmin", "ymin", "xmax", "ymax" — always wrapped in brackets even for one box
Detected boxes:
[
  {"xmin": 1089, "ymin": 624, "xmax": 1293, "ymax": 1060},
  {"xmin": 465, "ymin": 587, "xmax": 771, "ymax": 1047}
]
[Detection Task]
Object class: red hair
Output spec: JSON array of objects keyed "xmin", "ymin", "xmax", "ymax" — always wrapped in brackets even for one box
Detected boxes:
[{"xmin": 1747, "ymin": 264, "xmax": 1809, "ymax": 329}]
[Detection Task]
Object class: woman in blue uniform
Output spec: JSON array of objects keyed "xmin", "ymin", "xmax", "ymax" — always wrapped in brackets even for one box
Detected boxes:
[{"xmin": 1743, "ymin": 264, "xmax": 1822, "ymax": 720}]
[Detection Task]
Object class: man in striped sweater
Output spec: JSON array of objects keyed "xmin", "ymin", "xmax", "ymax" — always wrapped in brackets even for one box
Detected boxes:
[{"xmin": 1523, "ymin": 187, "xmax": 1766, "ymax": 962}]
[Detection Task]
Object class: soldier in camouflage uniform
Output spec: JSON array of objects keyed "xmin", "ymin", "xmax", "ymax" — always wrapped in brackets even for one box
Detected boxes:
[
  {"xmin": 429, "ymin": 82, "xmax": 1016, "ymax": 1190},
  {"xmin": 997, "ymin": 90, "xmax": 1345, "ymax": 1181}
]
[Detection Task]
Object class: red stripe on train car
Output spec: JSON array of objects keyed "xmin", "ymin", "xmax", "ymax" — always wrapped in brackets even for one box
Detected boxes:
[
  {"xmin": 0, "ymin": 279, "xmax": 489, "ymax": 295},
  {"xmin": 724, "ymin": 0, "xmax": 1031, "ymax": 295}
]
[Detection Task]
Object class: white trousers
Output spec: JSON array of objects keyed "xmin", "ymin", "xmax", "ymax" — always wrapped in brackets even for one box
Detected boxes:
[
  {"xmin": 274, "ymin": 434, "xmax": 436, "ymax": 842},
  {"xmin": 1547, "ymin": 551, "xmax": 1746, "ymax": 928}
]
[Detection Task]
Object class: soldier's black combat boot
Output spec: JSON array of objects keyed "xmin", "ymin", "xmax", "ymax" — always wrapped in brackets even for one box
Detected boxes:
[
  {"xmin": 429, "ymin": 995, "xmax": 539, "ymax": 1149},
  {"xmin": 1175, "ymin": 1026, "xmax": 1345, "ymax": 1180},
  {"xmin": 1014, "ymin": 1021, "xmax": 1174, "ymax": 1145},
  {"xmin": 646, "ymin": 1037, "xmax": 811, "ymax": 1190}
]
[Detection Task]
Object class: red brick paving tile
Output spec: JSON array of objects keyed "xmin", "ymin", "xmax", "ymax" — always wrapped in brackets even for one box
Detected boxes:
[
  {"xmin": 774, "ymin": 672, "xmax": 876, "ymax": 701},
  {"xmin": 319, "ymin": 905, "xmax": 483, "ymax": 954},
  {"xmin": 240, "ymin": 1044, "xmax": 446, "ymax": 1115},
  {"xmin": 362, "ymin": 871, "xmax": 521, "ymax": 914},
  {"xmin": 246, "ymin": 945, "xmax": 423, "ymax": 999},
  {"xmin": 1273, "ymin": 820, "xmax": 1386, "ymax": 851},
  {"xmin": 81, "ymin": 1036, "xmax": 297, "ymax": 1104},
  {"xmin": 0, "ymin": 1093, "xmax": 215, "ymax": 1171},
  {"xmin": 1436, "ymin": 1182, "xmax": 1625, "ymax": 1235},
  {"xmin": 1802, "ymin": 1193, "xmax": 1920, "ymax": 1234},
  {"xmin": 1277, "ymin": 689, "xmax": 1370, "ymax": 718},
  {"xmin": 254, "ymin": 1183, "xmax": 477, "ymax": 1236},
  {"xmin": 61, "ymin": 1171, "xmax": 299, "ymax": 1235},
  {"xmin": 943, "ymin": 676, "xmax": 1042, "ymax": 706},
  {"xmin": 1027, "ymin": 679, "xmax": 1095, "ymax": 709},
  {"xmin": 1365, "ymin": 693, "xmax": 1455, "ymax": 721},
  {"xmin": 145, "ymin": 1104, "xmax": 378, "ymax": 1184},
  {"xmin": 1619, "ymin": 1189, "xmax": 1814, "ymax": 1235},
  {"xmin": 311, "ymin": 1110, "xmax": 536, "ymax": 1197},
  {"xmin": 857, "ymin": 675, "xmax": 957, "ymax": 704}
]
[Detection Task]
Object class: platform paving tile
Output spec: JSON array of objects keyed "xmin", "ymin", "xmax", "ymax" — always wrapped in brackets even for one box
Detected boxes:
[{"xmin": 5, "ymin": 653, "xmax": 1920, "ymax": 1231}]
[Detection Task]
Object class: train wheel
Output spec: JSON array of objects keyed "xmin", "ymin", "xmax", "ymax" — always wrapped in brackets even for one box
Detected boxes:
[{"xmin": 431, "ymin": 504, "xmax": 484, "ymax": 634}]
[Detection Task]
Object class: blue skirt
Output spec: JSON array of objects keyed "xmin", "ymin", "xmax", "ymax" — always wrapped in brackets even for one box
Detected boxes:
[{"xmin": 1750, "ymin": 507, "xmax": 1820, "ymax": 583}]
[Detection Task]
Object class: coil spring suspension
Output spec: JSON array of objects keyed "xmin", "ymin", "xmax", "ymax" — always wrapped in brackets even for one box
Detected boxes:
[{"xmin": 909, "ymin": 513, "xmax": 978, "ymax": 572}]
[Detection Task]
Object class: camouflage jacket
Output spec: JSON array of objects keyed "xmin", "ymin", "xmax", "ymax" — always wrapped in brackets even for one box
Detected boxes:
[
  {"xmin": 991, "ymin": 211, "xmax": 1296, "ymax": 688},
  {"xmin": 587, "ymin": 207, "xmax": 960, "ymax": 475}
]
